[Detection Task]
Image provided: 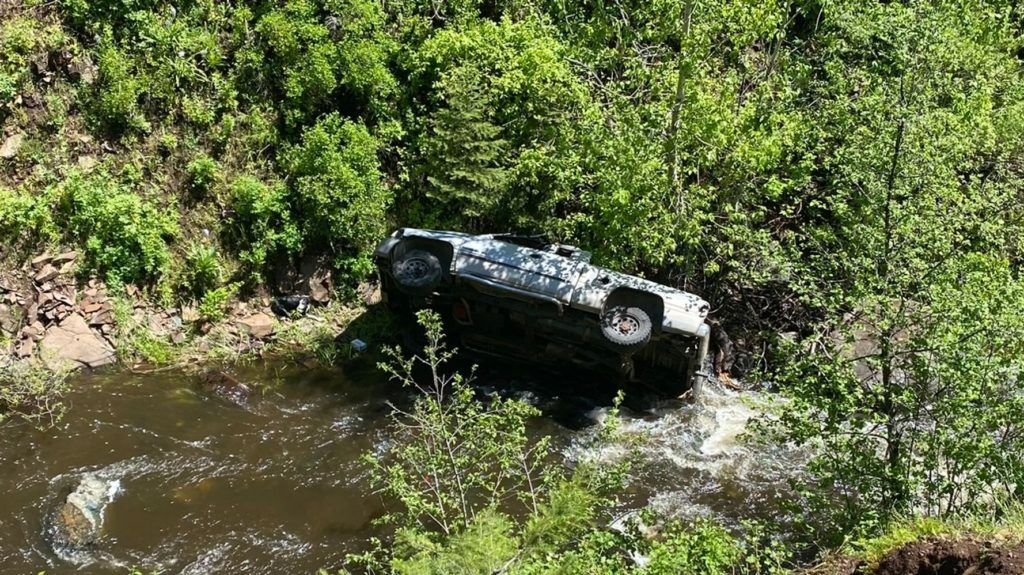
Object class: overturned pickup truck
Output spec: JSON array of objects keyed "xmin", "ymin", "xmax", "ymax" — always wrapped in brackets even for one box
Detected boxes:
[{"xmin": 375, "ymin": 228, "xmax": 711, "ymax": 396}]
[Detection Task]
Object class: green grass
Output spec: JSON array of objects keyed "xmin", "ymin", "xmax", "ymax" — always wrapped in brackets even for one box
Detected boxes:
[
  {"xmin": 110, "ymin": 297, "xmax": 180, "ymax": 366},
  {"xmin": 847, "ymin": 503, "xmax": 1024, "ymax": 567}
]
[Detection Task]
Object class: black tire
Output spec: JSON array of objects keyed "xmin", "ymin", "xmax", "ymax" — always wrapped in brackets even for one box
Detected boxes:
[
  {"xmin": 392, "ymin": 249, "xmax": 443, "ymax": 296},
  {"xmin": 600, "ymin": 306, "xmax": 652, "ymax": 353}
]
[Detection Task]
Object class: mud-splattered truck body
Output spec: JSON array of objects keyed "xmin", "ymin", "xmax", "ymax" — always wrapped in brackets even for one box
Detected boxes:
[{"xmin": 375, "ymin": 228, "xmax": 711, "ymax": 396}]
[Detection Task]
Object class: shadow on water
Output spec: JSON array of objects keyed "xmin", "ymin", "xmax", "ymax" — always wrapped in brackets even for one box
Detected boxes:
[{"xmin": 0, "ymin": 328, "xmax": 805, "ymax": 574}]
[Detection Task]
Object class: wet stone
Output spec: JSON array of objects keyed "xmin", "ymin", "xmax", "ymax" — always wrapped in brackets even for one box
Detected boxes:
[{"xmin": 46, "ymin": 474, "xmax": 119, "ymax": 561}]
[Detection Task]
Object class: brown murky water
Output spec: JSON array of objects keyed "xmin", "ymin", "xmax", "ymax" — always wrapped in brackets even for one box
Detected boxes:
[{"xmin": 0, "ymin": 363, "xmax": 801, "ymax": 574}]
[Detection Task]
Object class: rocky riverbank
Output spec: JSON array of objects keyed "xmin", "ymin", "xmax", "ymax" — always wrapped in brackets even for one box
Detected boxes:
[{"xmin": 0, "ymin": 249, "xmax": 392, "ymax": 425}]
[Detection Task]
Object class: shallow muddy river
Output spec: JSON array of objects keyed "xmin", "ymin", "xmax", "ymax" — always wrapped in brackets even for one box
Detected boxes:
[{"xmin": 0, "ymin": 362, "xmax": 802, "ymax": 574}]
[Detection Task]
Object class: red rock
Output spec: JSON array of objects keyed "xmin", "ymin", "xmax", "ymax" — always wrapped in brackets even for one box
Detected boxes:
[
  {"xmin": 34, "ymin": 264, "xmax": 59, "ymax": 283},
  {"xmin": 39, "ymin": 313, "xmax": 115, "ymax": 369},
  {"xmin": 237, "ymin": 313, "xmax": 275, "ymax": 339},
  {"xmin": 30, "ymin": 254, "xmax": 53, "ymax": 269}
]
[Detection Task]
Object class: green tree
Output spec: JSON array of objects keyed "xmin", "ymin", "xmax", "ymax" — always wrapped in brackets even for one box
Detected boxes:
[
  {"xmin": 281, "ymin": 113, "xmax": 391, "ymax": 280},
  {"xmin": 767, "ymin": 0, "xmax": 1024, "ymax": 540},
  {"xmin": 356, "ymin": 311, "xmax": 783, "ymax": 575},
  {"xmin": 403, "ymin": 17, "xmax": 589, "ymax": 231},
  {"xmin": 359, "ymin": 310, "xmax": 622, "ymax": 573}
]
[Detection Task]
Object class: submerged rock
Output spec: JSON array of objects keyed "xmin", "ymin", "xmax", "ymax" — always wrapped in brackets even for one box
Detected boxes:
[
  {"xmin": 200, "ymin": 370, "xmax": 252, "ymax": 405},
  {"xmin": 47, "ymin": 474, "xmax": 120, "ymax": 559}
]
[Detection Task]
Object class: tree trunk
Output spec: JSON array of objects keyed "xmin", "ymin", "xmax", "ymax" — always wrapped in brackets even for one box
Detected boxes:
[{"xmin": 667, "ymin": 1, "xmax": 695, "ymax": 210}]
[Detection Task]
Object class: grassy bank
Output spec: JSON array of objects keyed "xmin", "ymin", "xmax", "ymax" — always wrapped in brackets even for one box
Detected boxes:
[{"xmin": 806, "ymin": 508, "xmax": 1024, "ymax": 575}]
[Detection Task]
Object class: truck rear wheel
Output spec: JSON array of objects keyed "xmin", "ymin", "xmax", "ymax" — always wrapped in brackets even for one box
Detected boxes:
[
  {"xmin": 600, "ymin": 306, "xmax": 652, "ymax": 353},
  {"xmin": 392, "ymin": 249, "xmax": 443, "ymax": 296}
]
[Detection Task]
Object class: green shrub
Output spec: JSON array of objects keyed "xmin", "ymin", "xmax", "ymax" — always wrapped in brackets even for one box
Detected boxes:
[
  {"xmin": 281, "ymin": 113, "xmax": 390, "ymax": 281},
  {"xmin": 0, "ymin": 361, "xmax": 71, "ymax": 428},
  {"xmin": 197, "ymin": 283, "xmax": 237, "ymax": 323},
  {"xmin": 226, "ymin": 175, "xmax": 300, "ymax": 281},
  {"xmin": 642, "ymin": 520, "xmax": 742, "ymax": 575},
  {"xmin": 253, "ymin": 0, "xmax": 396, "ymax": 125},
  {"xmin": 53, "ymin": 171, "xmax": 178, "ymax": 286},
  {"xmin": 0, "ymin": 72, "xmax": 17, "ymax": 106},
  {"xmin": 94, "ymin": 42, "xmax": 150, "ymax": 132},
  {"xmin": 181, "ymin": 242, "xmax": 223, "ymax": 298},
  {"xmin": 0, "ymin": 187, "xmax": 57, "ymax": 246},
  {"xmin": 0, "ymin": 18, "xmax": 45, "ymax": 107},
  {"xmin": 186, "ymin": 154, "xmax": 219, "ymax": 195},
  {"xmin": 406, "ymin": 17, "xmax": 588, "ymax": 230},
  {"xmin": 158, "ymin": 132, "xmax": 179, "ymax": 155}
]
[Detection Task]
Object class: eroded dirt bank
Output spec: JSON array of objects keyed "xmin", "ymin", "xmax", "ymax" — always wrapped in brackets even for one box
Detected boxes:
[{"xmin": 816, "ymin": 537, "xmax": 1024, "ymax": 575}]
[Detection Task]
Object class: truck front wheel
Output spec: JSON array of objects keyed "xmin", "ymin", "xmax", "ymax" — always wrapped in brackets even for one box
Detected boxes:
[
  {"xmin": 392, "ymin": 249, "xmax": 443, "ymax": 296},
  {"xmin": 600, "ymin": 306, "xmax": 652, "ymax": 353}
]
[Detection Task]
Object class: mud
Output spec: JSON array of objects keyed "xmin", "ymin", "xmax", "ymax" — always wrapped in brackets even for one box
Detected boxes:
[{"xmin": 828, "ymin": 537, "xmax": 1024, "ymax": 575}]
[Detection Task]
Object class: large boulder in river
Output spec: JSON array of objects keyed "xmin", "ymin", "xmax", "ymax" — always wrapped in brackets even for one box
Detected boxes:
[{"xmin": 47, "ymin": 474, "xmax": 120, "ymax": 557}]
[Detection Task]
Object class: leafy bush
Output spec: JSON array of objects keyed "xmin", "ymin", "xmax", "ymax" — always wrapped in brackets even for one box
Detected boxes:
[
  {"xmin": 353, "ymin": 311, "xmax": 781, "ymax": 575},
  {"xmin": 642, "ymin": 520, "xmax": 741, "ymax": 575},
  {"xmin": 253, "ymin": 0, "xmax": 396, "ymax": 125},
  {"xmin": 0, "ymin": 71, "xmax": 17, "ymax": 107},
  {"xmin": 0, "ymin": 361, "xmax": 71, "ymax": 428},
  {"xmin": 181, "ymin": 242, "xmax": 223, "ymax": 298},
  {"xmin": 0, "ymin": 17, "xmax": 53, "ymax": 107},
  {"xmin": 0, "ymin": 187, "xmax": 57, "ymax": 247},
  {"xmin": 281, "ymin": 113, "xmax": 390, "ymax": 280},
  {"xmin": 94, "ymin": 41, "xmax": 150, "ymax": 132},
  {"xmin": 82, "ymin": 2, "xmax": 233, "ymax": 133},
  {"xmin": 226, "ymin": 175, "xmax": 300, "ymax": 281},
  {"xmin": 111, "ymin": 296, "xmax": 177, "ymax": 365},
  {"xmin": 186, "ymin": 154, "xmax": 219, "ymax": 195},
  {"xmin": 53, "ymin": 171, "xmax": 178, "ymax": 286},
  {"xmin": 197, "ymin": 283, "xmax": 237, "ymax": 323},
  {"xmin": 406, "ymin": 17, "xmax": 588, "ymax": 230}
]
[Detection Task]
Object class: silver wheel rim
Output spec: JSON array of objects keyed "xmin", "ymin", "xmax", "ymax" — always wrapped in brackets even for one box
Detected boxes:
[{"xmin": 611, "ymin": 312, "xmax": 640, "ymax": 337}]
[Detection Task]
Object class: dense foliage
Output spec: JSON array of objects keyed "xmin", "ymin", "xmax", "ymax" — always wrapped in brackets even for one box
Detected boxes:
[{"xmin": 355, "ymin": 311, "xmax": 786, "ymax": 575}]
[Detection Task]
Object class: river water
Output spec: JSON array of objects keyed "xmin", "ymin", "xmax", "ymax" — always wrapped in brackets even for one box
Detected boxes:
[{"xmin": 0, "ymin": 362, "xmax": 803, "ymax": 574}]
